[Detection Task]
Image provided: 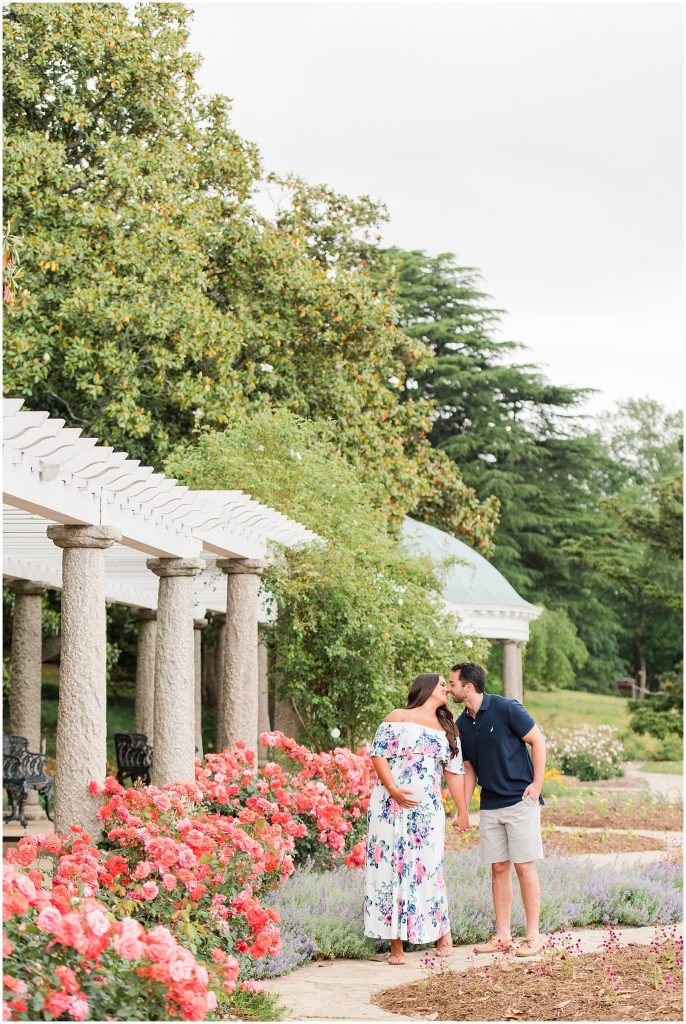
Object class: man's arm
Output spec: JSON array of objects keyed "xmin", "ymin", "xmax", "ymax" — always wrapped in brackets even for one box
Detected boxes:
[
  {"xmin": 462, "ymin": 760, "xmax": 478, "ymax": 806},
  {"xmin": 521, "ymin": 724, "xmax": 546, "ymax": 801}
]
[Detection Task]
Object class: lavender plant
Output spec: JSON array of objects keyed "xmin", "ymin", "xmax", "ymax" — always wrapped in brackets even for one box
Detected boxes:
[{"xmin": 240, "ymin": 853, "xmax": 682, "ymax": 979}]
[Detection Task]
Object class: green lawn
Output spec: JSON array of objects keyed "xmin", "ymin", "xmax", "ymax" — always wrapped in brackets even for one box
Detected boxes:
[
  {"xmin": 524, "ymin": 688, "xmax": 632, "ymax": 732},
  {"xmin": 640, "ymin": 760, "xmax": 683, "ymax": 775}
]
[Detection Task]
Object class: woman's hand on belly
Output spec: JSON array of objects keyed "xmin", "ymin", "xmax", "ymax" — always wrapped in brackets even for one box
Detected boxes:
[{"xmin": 389, "ymin": 786, "xmax": 420, "ymax": 809}]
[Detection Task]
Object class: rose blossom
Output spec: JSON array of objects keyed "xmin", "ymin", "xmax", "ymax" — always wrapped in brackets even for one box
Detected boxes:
[{"xmin": 113, "ymin": 918, "xmax": 146, "ymax": 960}]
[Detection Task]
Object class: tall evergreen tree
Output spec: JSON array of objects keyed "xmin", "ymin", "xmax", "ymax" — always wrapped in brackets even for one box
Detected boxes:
[{"xmin": 385, "ymin": 247, "xmax": 627, "ymax": 685}]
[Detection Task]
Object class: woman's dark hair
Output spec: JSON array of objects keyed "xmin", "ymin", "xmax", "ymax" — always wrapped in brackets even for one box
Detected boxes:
[
  {"xmin": 451, "ymin": 662, "xmax": 486, "ymax": 693},
  {"xmin": 407, "ymin": 673, "xmax": 459, "ymax": 758}
]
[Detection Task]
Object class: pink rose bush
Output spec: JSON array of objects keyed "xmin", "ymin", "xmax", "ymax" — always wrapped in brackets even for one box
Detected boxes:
[
  {"xmin": 3, "ymin": 734, "xmax": 376, "ymax": 1020},
  {"xmin": 3, "ymin": 864, "xmax": 230, "ymax": 1021},
  {"xmin": 257, "ymin": 731, "xmax": 375, "ymax": 868}
]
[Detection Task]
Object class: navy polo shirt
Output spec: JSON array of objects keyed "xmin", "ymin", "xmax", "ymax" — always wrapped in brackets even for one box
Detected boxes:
[{"xmin": 456, "ymin": 693, "xmax": 542, "ymax": 810}]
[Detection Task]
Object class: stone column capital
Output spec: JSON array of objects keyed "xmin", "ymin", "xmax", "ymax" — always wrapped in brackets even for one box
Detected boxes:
[
  {"xmin": 133, "ymin": 607, "xmax": 157, "ymax": 622},
  {"xmin": 146, "ymin": 557, "xmax": 205, "ymax": 578},
  {"xmin": 193, "ymin": 617, "xmax": 208, "ymax": 630},
  {"xmin": 47, "ymin": 525, "xmax": 122, "ymax": 549},
  {"xmin": 7, "ymin": 579, "xmax": 47, "ymax": 596},
  {"xmin": 216, "ymin": 557, "xmax": 266, "ymax": 576}
]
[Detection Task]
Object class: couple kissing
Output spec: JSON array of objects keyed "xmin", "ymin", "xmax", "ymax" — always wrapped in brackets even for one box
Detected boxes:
[{"xmin": 363, "ymin": 662, "xmax": 547, "ymax": 964}]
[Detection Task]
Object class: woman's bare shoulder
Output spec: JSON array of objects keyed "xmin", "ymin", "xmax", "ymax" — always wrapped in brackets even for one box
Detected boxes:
[{"xmin": 383, "ymin": 709, "xmax": 405, "ymax": 723}]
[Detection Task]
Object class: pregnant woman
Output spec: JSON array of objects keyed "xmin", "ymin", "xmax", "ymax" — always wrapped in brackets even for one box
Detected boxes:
[{"xmin": 364, "ymin": 673, "xmax": 469, "ymax": 965}]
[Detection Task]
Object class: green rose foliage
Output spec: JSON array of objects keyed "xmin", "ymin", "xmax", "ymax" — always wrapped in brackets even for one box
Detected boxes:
[
  {"xmin": 523, "ymin": 608, "xmax": 589, "ymax": 691},
  {"xmin": 167, "ymin": 410, "xmax": 488, "ymax": 748}
]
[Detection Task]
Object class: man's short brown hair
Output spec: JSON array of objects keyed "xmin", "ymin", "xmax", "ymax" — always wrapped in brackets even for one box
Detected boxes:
[{"xmin": 451, "ymin": 662, "xmax": 486, "ymax": 693}]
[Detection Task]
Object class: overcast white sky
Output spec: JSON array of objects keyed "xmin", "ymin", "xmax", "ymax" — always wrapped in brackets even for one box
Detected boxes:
[{"xmin": 188, "ymin": 1, "xmax": 683, "ymax": 416}]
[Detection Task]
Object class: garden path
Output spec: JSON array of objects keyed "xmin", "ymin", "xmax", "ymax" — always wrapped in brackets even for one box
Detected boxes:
[
  {"xmin": 622, "ymin": 762, "xmax": 683, "ymax": 803},
  {"xmin": 262, "ymin": 924, "xmax": 683, "ymax": 1021}
]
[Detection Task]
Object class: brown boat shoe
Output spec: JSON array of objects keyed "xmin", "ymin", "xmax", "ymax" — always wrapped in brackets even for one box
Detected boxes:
[
  {"xmin": 515, "ymin": 936, "xmax": 545, "ymax": 957},
  {"xmin": 473, "ymin": 936, "xmax": 514, "ymax": 954}
]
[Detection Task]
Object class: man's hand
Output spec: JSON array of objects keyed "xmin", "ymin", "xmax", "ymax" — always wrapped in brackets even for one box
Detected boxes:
[
  {"xmin": 452, "ymin": 811, "xmax": 470, "ymax": 833},
  {"xmin": 390, "ymin": 787, "xmax": 419, "ymax": 809},
  {"xmin": 522, "ymin": 784, "xmax": 541, "ymax": 804}
]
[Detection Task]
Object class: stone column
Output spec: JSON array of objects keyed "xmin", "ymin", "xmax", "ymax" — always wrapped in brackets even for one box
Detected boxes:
[
  {"xmin": 147, "ymin": 557, "xmax": 205, "ymax": 786},
  {"xmin": 257, "ymin": 633, "xmax": 270, "ymax": 764},
  {"xmin": 502, "ymin": 640, "xmax": 523, "ymax": 702},
  {"xmin": 133, "ymin": 608, "xmax": 157, "ymax": 742},
  {"xmin": 216, "ymin": 558, "xmax": 265, "ymax": 753},
  {"xmin": 47, "ymin": 525, "xmax": 122, "ymax": 836},
  {"xmin": 517, "ymin": 641, "xmax": 525, "ymax": 702},
  {"xmin": 193, "ymin": 618, "xmax": 207, "ymax": 759},
  {"xmin": 213, "ymin": 613, "xmax": 226, "ymax": 749},
  {"xmin": 8, "ymin": 580, "xmax": 47, "ymax": 820}
]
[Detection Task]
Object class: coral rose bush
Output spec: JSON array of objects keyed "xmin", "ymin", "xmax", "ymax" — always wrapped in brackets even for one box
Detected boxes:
[
  {"xmin": 258, "ymin": 731, "xmax": 376, "ymax": 867},
  {"xmin": 3, "ymin": 734, "xmax": 376, "ymax": 1019},
  {"xmin": 3, "ymin": 864, "xmax": 229, "ymax": 1021},
  {"xmin": 4, "ymin": 773, "xmax": 288, "ymax": 1020}
]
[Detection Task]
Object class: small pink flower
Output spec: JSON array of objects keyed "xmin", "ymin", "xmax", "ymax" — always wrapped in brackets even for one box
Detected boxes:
[
  {"xmin": 178, "ymin": 848, "xmax": 197, "ymax": 869},
  {"xmin": 36, "ymin": 905, "xmax": 61, "ymax": 933},
  {"xmin": 69, "ymin": 994, "xmax": 89, "ymax": 1021},
  {"xmin": 162, "ymin": 873, "xmax": 176, "ymax": 892},
  {"xmin": 140, "ymin": 881, "xmax": 159, "ymax": 900},
  {"xmin": 85, "ymin": 909, "xmax": 110, "ymax": 937}
]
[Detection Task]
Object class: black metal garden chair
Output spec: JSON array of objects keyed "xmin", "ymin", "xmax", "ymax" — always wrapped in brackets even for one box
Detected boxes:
[
  {"xmin": 2, "ymin": 734, "xmax": 54, "ymax": 827},
  {"xmin": 114, "ymin": 731, "xmax": 153, "ymax": 787}
]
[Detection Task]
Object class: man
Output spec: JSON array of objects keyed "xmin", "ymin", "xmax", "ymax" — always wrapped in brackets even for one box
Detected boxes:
[{"xmin": 449, "ymin": 661, "xmax": 546, "ymax": 957}]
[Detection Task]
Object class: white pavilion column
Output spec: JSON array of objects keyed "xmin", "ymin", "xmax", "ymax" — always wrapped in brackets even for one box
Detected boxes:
[
  {"xmin": 47, "ymin": 525, "xmax": 122, "ymax": 836},
  {"xmin": 502, "ymin": 640, "xmax": 524, "ymax": 702},
  {"xmin": 193, "ymin": 617, "xmax": 207, "ymax": 759},
  {"xmin": 147, "ymin": 557, "xmax": 205, "ymax": 786},
  {"xmin": 133, "ymin": 608, "xmax": 157, "ymax": 742},
  {"xmin": 257, "ymin": 631, "xmax": 270, "ymax": 764},
  {"xmin": 8, "ymin": 580, "xmax": 47, "ymax": 820},
  {"xmin": 216, "ymin": 558, "xmax": 266, "ymax": 753}
]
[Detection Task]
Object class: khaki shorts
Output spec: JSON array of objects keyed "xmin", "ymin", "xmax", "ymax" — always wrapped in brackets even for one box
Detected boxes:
[{"xmin": 479, "ymin": 798, "xmax": 544, "ymax": 864}]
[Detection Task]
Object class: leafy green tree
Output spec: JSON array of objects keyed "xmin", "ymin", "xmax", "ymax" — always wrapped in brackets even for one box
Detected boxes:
[
  {"xmin": 598, "ymin": 399, "xmax": 682, "ymax": 487},
  {"xmin": 564, "ymin": 475, "xmax": 683, "ymax": 692},
  {"xmin": 523, "ymin": 608, "xmax": 589, "ymax": 690},
  {"xmin": 3, "ymin": 2, "xmax": 257, "ymax": 454},
  {"xmin": 166, "ymin": 410, "xmax": 488, "ymax": 747},
  {"xmin": 3, "ymin": 4, "xmax": 496, "ymax": 551},
  {"xmin": 629, "ymin": 675, "xmax": 683, "ymax": 740}
]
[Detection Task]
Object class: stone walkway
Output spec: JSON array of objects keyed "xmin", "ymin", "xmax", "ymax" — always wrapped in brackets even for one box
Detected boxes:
[
  {"xmin": 262, "ymin": 924, "xmax": 683, "ymax": 1021},
  {"xmin": 623, "ymin": 761, "xmax": 683, "ymax": 803}
]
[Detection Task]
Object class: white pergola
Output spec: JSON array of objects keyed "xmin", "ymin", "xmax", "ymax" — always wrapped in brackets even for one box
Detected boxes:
[{"xmin": 3, "ymin": 398, "xmax": 320, "ymax": 834}]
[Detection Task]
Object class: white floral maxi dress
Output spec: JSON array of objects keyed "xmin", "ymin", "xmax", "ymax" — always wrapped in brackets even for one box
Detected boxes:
[{"xmin": 364, "ymin": 722, "xmax": 465, "ymax": 943}]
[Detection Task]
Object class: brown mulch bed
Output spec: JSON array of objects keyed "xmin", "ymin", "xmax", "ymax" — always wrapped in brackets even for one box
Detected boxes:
[
  {"xmin": 542, "ymin": 794, "xmax": 683, "ymax": 832},
  {"xmin": 543, "ymin": 829, "xmax": 666, "ymax": 855},
  {"xmin": 445, "ymin": 827, "xmax": 667, "ymax": 856},
  {"xmin": 372, "ymin": 938, "xmax": 683, "ymax": 1021}
]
